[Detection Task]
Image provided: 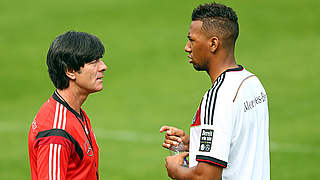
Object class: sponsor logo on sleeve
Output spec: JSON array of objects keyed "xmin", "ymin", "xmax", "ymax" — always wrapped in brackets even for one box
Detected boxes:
[{"xmin": 199, "ymin": 129, "xmax": 214, "ymax": 152}]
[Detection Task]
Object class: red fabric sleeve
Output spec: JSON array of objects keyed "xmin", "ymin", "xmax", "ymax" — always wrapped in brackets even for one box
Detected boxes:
[{"xmin": 35, "ymin": 138, "xmax": 72, "ymax": 180}]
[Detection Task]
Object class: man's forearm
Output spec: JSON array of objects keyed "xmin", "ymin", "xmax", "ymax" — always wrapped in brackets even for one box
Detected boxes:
[
  {"xmin": 169, "ymin": 166, "xmax": 197, "ymax": 180},
  {"xmin": 168, "ymin": 163, "xmax": 222, "ymax": 180}
]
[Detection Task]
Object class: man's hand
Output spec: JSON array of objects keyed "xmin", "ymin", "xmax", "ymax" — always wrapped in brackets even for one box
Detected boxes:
[
  {"xmin": 165, "ymin": 152, "xmax": 189, "ymax": 179},
  {"xmin": 160, "ymin": 126, "xmax": 190, "ymax": 152}
]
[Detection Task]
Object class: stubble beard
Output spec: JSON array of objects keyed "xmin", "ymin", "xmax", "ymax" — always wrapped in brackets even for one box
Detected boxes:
[{"xmin": 193, "ymin": 62, "xmax": 208, "ymax": 71}]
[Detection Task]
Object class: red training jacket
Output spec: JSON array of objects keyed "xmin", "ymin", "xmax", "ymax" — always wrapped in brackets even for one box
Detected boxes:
[{"xmin": 29, "ymin": 92, "xmax": 99, "ymax": 180}]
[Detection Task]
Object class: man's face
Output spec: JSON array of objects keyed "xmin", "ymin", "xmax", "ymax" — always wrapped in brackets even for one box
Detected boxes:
[
  {"xmin": 74, "ymin": 58, "xmax": 107, "ymax": 94},
  {"xmin": 184, "ymin": 20, "xmax": 211, "ymax": 71}
]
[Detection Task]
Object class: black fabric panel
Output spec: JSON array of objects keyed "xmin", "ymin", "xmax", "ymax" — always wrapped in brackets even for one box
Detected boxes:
[
  {"xmin": 196, "ymin": 155, "xmax": 227, "ymax": 168},
  {"xmin": 36, "ymin": 129, "xmax": 83, "ymax": 160}
]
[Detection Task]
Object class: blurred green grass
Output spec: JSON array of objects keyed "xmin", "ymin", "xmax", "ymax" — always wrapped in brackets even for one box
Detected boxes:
[{"xmin": 0, "ymin": 0, "xmax": 319, "ymax": 179}]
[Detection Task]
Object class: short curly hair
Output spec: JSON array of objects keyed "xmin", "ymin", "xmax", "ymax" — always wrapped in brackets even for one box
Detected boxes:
[
  {"xmin": 192, "ymin": 2, "xmax": 239, "ymax": 46},
  {"xmin": 47, "ymin": 31, "xmax": 105, "ymax": 90}
]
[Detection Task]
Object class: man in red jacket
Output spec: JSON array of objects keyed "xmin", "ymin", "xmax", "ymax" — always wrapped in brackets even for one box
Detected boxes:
[{"xmin": 29, "ymin": 31, "xmax": 107, "ymax": 180}]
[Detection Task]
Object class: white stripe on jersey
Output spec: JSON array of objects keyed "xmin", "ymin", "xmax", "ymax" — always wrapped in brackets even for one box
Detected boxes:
[
  {"xmin": 204, "ymin": 85, "xmax": 213, "ymax": 125},
  {"xmin": 57, "ymin": 103, "xmax": 63, "ymax": 129},
  {"xmin": 53, "ymin": 144, "xmax": 58, "ymax": 180},
  {"xmin": 204, "ymin": 73, "xmax": 225, "ymax": 125},
  {"xmin": 49, "ymin": 143, "xmax": 53, "ymax": 180},
  {"xmin": 62, "ymin": 107, "xmax": 67, "ymax": 130},
  {"xmin": 50, "ymin": 102, "xmax": 60, "ymax": 180},
  {"xmin": 57, "ymin": 145, "xmax": 61, "ymax": 180},
  {"xmin": 49, "ymin": 102, "xmax": 67, "ymax": 180},
  {"xmin": 204, "ymin": 77, "xmax": 219, "ymax": 124},
  {"xmin": 53, "ymin": 102, "xmax": 59, "ymax": 129},
  {"xmin": 57, "ymin": 106, "xmax": 66, "ymax": 180}
]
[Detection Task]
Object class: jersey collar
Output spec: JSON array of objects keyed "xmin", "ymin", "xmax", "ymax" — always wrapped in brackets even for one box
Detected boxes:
[
  {"xmin": 225, "ymin": 65, "xmax": 244, "ymax": 72},
  {"xmin": 52, "ymin": 90, "xmax": 83, "ymax": 121}
]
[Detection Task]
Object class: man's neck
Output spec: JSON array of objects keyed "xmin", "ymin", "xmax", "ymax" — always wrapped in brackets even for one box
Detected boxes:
[
  {"xmin": 207, "ymin": 53, "xmax": 238, "ymax": 84},
  {"xmin": 56, "ymin": 88, "xmax": 88, "ymax": 114}
]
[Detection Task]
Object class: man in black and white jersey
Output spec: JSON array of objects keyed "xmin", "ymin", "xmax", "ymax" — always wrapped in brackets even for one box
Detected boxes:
[{"xmin": 160, "ymin": 2, "xmax": 270, "ymax": 180}]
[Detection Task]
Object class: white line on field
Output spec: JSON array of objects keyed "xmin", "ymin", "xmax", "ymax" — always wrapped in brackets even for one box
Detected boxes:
[
  {"xmin": 1, "ymin": 123, "xmax": 319, "ymax": 155},
  {"xmin": 270, "ymin": 142, "xmax": 320, "ymax": 154},
  {"xmin": 95, "ymin": 129, "xmax": 320, "ymax": 154}
]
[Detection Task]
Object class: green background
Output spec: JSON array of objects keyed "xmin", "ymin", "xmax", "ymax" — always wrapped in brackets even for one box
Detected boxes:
[{"xmin": 0, "ymin": 0, "xmax": 319, "ymax": 179}]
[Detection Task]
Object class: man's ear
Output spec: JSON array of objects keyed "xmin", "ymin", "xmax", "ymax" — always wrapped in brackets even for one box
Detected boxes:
[
  {"xmin": 209, "ymin": 37, "xmax": 219, "ymax": 53},
  {"xmin": 66, "ymin": 69, "xmax": 76, "ymax": 80}
]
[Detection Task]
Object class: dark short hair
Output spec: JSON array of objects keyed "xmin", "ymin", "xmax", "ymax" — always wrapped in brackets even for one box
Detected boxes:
[
  {"xmin": 47, "ymin": 31, "xmax": 105, "ymax": 89},
  {"xmin": 192, "ymin": 2, "xmax": 239, "ymax": 46}
]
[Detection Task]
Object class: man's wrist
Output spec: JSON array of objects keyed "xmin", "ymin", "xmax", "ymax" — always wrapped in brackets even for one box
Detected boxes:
[{"xmin": 174, "ymin": 165, "xmax": 191, "ymax": 180}]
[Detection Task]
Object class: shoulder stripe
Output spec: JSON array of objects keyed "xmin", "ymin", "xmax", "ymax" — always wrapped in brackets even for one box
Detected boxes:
[
  {"xmin": 57, "ymin": 104, "xmax": 63, "ymax": 129},
  {"xmin": 204, "ymin": 89, "xmax": 212, "ymax": 125},
  {"xmin": 207, "ymin": 75, "xmax": 222, "ymax": 125},
  {"xmin": 206, "ymin": 82, "xmax": 215, "ymax": 124},
  {"xmin": 53, "ymin": 102, "xmax": 60, "ymax": 129},
  {"xmin": 210, "ymin": 73, "xmax": 225, "ymax": 125},
  {"xmin": 203, "ymin": 73, "xmax": 226, "ymax": 125},
  {"xmin": 51, "ymin": 102, "xmax": 60, "ymax": 180},
  {"xmin": 204, "ymin": 78, "xmax": 219, "ymax": 125},
  {"xmin": 50, "ymin": 102, "xmax": 60, "ymax": 180},
  {"xmin": 51, "ymin": 103, "xmax": 67, "ymax": 180},
  {"xmin": 62, "ymin": 107, "xmax": 67, "ymax": 130}
]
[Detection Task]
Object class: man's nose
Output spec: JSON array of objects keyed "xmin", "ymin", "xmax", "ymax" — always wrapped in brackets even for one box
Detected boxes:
[
  {"xmin": 99, "ymin": 59, "xmax": 107, "ymax": 71},
  {"xmin": 184, "ymin": 41, "xmax": 191, "ymax": 52}
]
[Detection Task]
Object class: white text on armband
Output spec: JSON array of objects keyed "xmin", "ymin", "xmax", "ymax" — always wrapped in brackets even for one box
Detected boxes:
[{"xmin": 244, "ymin": 92, "xmax": 267, "ymax": 112}]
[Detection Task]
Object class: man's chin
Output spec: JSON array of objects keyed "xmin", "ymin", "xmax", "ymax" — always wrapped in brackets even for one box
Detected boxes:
[
  {"xmin": 193, "ymin": 64, "xmax": 206, "ymax": 71},
  {"xmin": 89, "ymin": 86, "xmax": 104, "ymax": 94}
]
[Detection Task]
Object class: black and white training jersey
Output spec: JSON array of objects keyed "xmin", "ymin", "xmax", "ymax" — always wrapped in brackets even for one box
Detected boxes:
[{"xmin": 189, "ymin": 65, "xmax": 270, "ymax": 180}]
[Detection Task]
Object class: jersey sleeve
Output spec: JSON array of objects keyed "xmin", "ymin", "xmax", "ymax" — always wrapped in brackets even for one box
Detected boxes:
[
  {"xmin": 33, "ymin": 129, "xmax": 84, "ymax": 180},
  {"xmin": 192, "ymin": 75, "xmax": 236, "ymax": 168},
  {"xmin": 196, "ymin": 98, "xmax": 234, "ymax": 167},
  {"xmin": 36, "ymin": 143, "xmax": 70, "ymax": 180}
]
